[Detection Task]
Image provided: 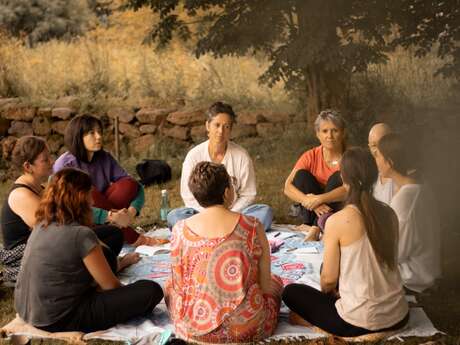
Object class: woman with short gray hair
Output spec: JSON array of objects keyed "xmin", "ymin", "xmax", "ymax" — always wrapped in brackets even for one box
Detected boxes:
[
  {"xmin": 167, "ymin": 101, "xmax": 273, "ymax": 231},
  {"xmin": 284, "ymin": 110, "xmax": 347, "ymax": 240}
]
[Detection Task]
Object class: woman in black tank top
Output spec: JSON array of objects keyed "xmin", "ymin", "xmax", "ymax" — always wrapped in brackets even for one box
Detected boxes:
[{"xmin": 1, "ymin": 136, "xmax": 52, "ymax": 283}]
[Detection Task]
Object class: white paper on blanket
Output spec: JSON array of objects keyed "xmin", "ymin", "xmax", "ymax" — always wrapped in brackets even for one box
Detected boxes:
[
  {"xmin": 135, "ymin": 244, "xmax": 171, "ymax": 256},
  {"xmin": 288, "ymin": 247, "xmax": 320, "ymax": 254},
  {"xmin": 143, "ymin": 228, "xmax": 171, "ymax": 240}
]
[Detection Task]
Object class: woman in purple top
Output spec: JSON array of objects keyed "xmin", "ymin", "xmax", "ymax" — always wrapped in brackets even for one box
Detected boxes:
[{"xmin": 53, "ymin": 114, "xmax": 144, "ymax": 243}]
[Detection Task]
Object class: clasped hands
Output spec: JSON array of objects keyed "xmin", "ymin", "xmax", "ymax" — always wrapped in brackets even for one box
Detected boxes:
[
  {"xmin": 301, "ymin": 193, "xmax": 331, "ymax": 217},
  {"xmin": 107, "ymin": 206, "xmax": 137, "ymax": 228}
]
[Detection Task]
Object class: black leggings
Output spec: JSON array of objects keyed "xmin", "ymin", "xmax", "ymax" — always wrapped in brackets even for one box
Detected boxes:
[
  {"xmin": 40, "ymin": 280, "xmax": 164, "ymax": 333},
  {"xmin": 282, "ymin": 283, "xmax": 409, "ymax": 337},
  {"xmin": 93, "ymin": 225, "xmax": 124, "ymax": 273},
  {"xmin": 293, "ymin": 170, "xmax": 343, "ymax": 226}
]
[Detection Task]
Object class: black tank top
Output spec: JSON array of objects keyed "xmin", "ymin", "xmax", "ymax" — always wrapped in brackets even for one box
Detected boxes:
[{"xmin": 1, "ymin": 184, "xmax": 40, "ymax": 250}]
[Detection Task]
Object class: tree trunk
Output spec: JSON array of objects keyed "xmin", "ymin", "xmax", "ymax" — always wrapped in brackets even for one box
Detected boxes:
[{"xmin": 305, "ymin": 66, "xmax": 349, "ymax": 127}]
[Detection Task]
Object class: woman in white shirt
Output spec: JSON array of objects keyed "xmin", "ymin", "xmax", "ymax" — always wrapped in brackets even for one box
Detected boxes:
[
  {"xmin": 374, "ymin": 133, "xmax": 441, "ymax": 292},
  {"xmin": 167, "ymin": 102, "xmax": 273, "ymax": 230}
]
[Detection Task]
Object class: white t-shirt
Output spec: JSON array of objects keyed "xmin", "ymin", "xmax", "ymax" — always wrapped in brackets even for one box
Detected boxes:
[
  {"xmin": 180, "ymin": 140, "xmax": 256, "ymax": 212},
  {"xmin": 373, "ymin": 176, "xmax": 394, "ymax": 205},
  {"xmin": 390, "ymin": 184, "xmax": 442, "ymax": 292}
]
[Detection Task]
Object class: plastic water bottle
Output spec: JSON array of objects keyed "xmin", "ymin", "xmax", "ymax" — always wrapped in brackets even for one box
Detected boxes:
[{"xmin": 160, "ymin": 189, "xmax": 170, "ymax": 222}]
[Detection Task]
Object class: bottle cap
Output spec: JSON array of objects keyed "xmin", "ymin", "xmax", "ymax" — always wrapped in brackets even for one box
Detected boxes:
[{"xmin": 161, "ymin": 189, "xmax": 167, "ymax": 196}]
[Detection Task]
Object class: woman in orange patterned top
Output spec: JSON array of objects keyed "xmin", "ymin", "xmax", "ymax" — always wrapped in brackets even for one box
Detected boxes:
[{"xmin": 165, "ymin": 161, "xmax": 282, "ymax": 343}]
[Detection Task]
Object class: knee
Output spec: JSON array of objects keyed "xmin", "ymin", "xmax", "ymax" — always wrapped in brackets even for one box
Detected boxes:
[
  {"xmin": 109, "ymin": 225, "xmax": 124, "ymax": 245},
  {"xmin": 166, "ymin": 208, "xmax": 180, "ymax": 229},
  {"xmin": 257, "ymin": 204, "xmax": 273, "ymax": 230},
  {"xmin": 167, "ymin": 207, "xmax": 196, "ymax": 229},
  {"xmin": 326, "ymin": 171, "xmax": 343, "ymax": 190},
  {"xmin": 282, "ymin": 283, "xmax": 302, "ymax": 306},
  {"xmin": 115, "ymin": 177, "xmax": 139, "ymax": 193},
  {"xmin": 135, "ymin": 280, "xmax": 164, "ymax": 308},
  {"xmin": 293, "ymin": 170, "xmax": 317, "ymax": 189}
]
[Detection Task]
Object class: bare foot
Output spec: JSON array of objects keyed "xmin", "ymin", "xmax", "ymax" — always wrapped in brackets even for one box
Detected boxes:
[
  {"xmin": 133, "ymin": 235, "xmax": 170, "ymax": 247},
  {"xmin": 289, "ymin": 311, "xmax": 313, "ymax": 327},
  {"xmin": 117, "ymin": 252, "xmax": 140, "ymax": 272},
  {"xmin": 294, "ymin": 224, "xmax": 320, "ymax": 241}
]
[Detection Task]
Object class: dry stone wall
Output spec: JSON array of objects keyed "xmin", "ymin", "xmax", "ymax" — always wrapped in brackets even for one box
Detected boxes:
[{"xmin": 0, "ymin": 97, "xmax": 307, "ymax": 161}]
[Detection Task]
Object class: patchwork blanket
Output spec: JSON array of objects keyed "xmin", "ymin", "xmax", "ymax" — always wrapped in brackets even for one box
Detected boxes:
[{"xmin": 1, "ymin": 225, "xmax": 441, "ymax": 344}]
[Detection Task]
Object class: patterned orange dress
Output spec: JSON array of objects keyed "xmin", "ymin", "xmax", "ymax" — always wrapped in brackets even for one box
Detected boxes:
[{"xmin": 165, "ymin": 215, "xmax": 282, "ymax": 344}]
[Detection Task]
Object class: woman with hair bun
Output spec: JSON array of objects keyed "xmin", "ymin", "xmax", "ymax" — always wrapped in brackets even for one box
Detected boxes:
[
  {"xmin": 283, "ymin": 147, "xmax": 409, "ymax": 337},
  {"xmin": 0, "ymin": 136, "xmax": 52, "ymax": 283},
  {"xmin": 165, "ymin": 161, "xmax": 282, "ymax": 343},
  {"xmin": 53, "ymin": 114, "xmax": 144, "ymax": 244},
  {"xmin": 14, "ymin": 168, "xmax": 163, "ymax": 333}
]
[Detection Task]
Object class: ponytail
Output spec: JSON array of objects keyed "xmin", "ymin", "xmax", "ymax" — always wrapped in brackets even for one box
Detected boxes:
[
  {"xmin": 341, "ymin": 147, "xmax": 399, "ymax": 271},
  {"xmin": 358, "ymin": 191, "xmax": 397, "ymax": 270}
]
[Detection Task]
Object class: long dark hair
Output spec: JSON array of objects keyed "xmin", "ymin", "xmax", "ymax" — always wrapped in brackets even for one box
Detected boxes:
[
  {"xmin": 64, "ymin": 114, "xmax": 103, "ymax": 163},
  {"xmin": 377, "ymin": 133, "xmax": 409, "ymax": 176},
  {"xmin": 341, "ymin": 147, "xmax": 398, "ymax": 270}
]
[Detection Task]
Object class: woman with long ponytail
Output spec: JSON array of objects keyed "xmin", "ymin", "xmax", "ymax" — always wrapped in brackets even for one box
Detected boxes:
[{"xmin": 283, "ymin": 147, "xmax": 409, "ymax": 337}]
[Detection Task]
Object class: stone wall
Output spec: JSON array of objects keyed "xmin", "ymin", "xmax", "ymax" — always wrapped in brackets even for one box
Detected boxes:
[{"xmin": 0, "ymin": 96, "xmax": 307, "ymax": 161}]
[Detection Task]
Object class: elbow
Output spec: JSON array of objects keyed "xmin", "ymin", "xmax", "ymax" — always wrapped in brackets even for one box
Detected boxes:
[
  {"xmin": 100, "ymin": 279, "xmax": 122, "ymax": 291},
  {"xmin": 320, "ymin": 274, "xmax": 338, "ymax": 290},
  {"xmin": 283, "ymin": 183, "xmax": 290, "ymax": 197}
]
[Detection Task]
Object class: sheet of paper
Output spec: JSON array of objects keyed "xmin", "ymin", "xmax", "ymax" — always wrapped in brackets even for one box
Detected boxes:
[
  {"xmin": 135, "ymin": 243, "xmax": 171, "ymax": 256},
  {"xmin": 288, "ymin": 247, "xmax": 319, "ymax": 254}
]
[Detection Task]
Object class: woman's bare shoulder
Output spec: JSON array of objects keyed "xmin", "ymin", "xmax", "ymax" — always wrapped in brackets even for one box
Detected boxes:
[
  {"xmin": 8, "ymin": 186, "xmax": 40, "ymax": 205},
  {"xmin": 325, "ymin": 206, "xmax": 364, "ymax": 240}
]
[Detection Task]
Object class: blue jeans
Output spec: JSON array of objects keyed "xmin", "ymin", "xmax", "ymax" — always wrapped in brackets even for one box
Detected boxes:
[{"xmin": 167, "ymin": 204, "xmax": 273, "ymax": 231}]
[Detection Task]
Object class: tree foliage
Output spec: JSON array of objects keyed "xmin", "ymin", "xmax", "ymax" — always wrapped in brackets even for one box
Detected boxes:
[
  {"xmin": 127, "ymin": 0, "xmax": 459, "ymax": 122},
  {"xmin": 390, "ymin": 0, "xmax": 460, "ymax": 81},
  {"xmin": 0, "ymin": 0, "xmax": 92, "ymax": 46}
]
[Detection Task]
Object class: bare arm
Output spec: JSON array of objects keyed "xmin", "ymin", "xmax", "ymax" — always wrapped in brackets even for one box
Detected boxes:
[
  {"xmin": 83, "ymin": 245, "xmax": 121, "ymax": 290},
  {"xmin": 320, "ymin": 217, "xmax": 341, "ymax": 293},
  {"xmin": 284, "ymin": 167, "xmax": 346, "ymax": 212},
  {"xmin": 284, "ymin": 167, "xmax": 308, "ymax": 204},
  {"xmin": 317, "ymin": 186, "xmax": 347, "ymax": 205},
  {"xmin": 8, "ymin": 188, "xmax": 41, "ymax": 228},
  {"xmin": 256, "ymin": 222, "xmax": 272, "ymax": 294}
]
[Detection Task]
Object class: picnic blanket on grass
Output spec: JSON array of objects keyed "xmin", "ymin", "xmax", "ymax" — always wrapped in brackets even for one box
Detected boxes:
[{"xmin": 1, "ymin": 225, "xmax": 441, "ymax": 344}]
